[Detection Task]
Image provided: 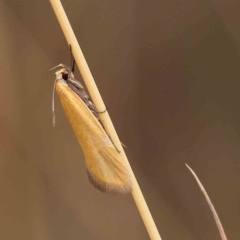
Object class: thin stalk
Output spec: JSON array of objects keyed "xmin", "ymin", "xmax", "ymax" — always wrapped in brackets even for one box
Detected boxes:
[{"xmin": 186, "ymin": 164, "xmax": 227, "ymax": 240}]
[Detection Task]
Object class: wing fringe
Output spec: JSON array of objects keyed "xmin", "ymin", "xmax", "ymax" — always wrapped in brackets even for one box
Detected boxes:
[{"xmin": 87, "ymin": 170, "xmax": 132, "ymax": 194}]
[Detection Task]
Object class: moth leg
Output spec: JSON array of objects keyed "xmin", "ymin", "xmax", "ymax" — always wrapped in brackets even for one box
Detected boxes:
[
  {"xmin": 107, "ymin": 134, "xmax": 121, "ymax": 153},
  {"xmin": 69, "ymin": 45, "xmax": 75, "ymax": 73},
  {"xmin": 97, "ymin": 108, "xmax": 108, "ymax": 114},
  {"xmin": 121, "ymin": 141, "xmax": 127, "ymax": 148},
  {"xmin": 67, "ymin": 45, "xmax": 76, "ymax": 80},
  {"xmin": 94, "ymin": 108, "xmax": 121, "ymax": 153},
  {"xmin": 68, "ymin": 83, "xmax": 83, "ymax": 99}
]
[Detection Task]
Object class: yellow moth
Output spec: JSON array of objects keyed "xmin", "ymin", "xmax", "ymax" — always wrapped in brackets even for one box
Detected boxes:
[{"xmin": 51, "ymin": 63, "xmax": 132, "ymax": 194}]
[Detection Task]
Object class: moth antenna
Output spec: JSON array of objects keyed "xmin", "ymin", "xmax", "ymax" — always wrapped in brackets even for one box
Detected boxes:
[
  {"xmin": 50, "ymin": 63, "xmax": 70, "ymax": 127},
  {"xmin": 52, "ymin": 77, "xmax": 57, "ymax": 127},
  {"xmin": 72, "ymin": 58, "xmax": 75, "ymax": 73},
  {"xmin": 69, "ymin": 45, "xmax": 75, "ymax": 73}
]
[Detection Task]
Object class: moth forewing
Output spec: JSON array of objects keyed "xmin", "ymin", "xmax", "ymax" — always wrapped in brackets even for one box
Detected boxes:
[{"xmin": 55, "ymin": 78, "xmax": 132, "ymax": 194}]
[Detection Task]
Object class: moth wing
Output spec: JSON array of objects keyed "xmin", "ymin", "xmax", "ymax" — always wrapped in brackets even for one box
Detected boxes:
[{"xmin": 56, "ymin": 81, "xmax": 131, "ymax": 194}]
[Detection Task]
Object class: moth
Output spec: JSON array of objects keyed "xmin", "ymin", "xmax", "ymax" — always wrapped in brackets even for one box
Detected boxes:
[{"xmin": 51, "ymin": 58, "xmax": 132, "ymax": 194}]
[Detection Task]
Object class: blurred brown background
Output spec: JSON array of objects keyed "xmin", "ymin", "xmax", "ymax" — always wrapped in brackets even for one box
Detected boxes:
[{"xmin": 0, "ymin": 0, "xmax": 240, "ymax": 239}]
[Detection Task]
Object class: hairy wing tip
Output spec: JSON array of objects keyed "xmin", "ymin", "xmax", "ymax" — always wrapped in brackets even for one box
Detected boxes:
[{"xmin": 87, "ymin": 170, "xmax": 132, "ymax": 194}]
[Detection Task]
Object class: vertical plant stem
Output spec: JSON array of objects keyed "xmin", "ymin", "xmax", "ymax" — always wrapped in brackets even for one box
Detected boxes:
[
  {"xmin": 49, "ymin": 0, "xmax": 162, "ymax": 239},
  {"xmin": 186, "ymin": 164, "xmax": 228, "ymax": 240}
]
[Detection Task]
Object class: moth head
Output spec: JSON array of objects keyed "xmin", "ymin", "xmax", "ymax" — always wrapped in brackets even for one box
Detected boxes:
[
  {"xmin": 58, "ymin": 68, "xmax": 69, "ymax": 81},
  {"xmin": 49, "ymin": 64, "xmax": 73, "ymax": 81}
]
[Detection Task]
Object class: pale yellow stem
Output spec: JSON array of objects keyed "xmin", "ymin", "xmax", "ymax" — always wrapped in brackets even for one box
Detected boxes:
[{"xmin": 49, "ymin": 0, "xmax": 162, "ymax": 239}]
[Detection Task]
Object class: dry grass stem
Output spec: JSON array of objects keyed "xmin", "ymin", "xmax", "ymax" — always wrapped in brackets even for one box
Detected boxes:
[{"xmin": 186, "ymin": 164, "xmax": 228, "ymax": 240}]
